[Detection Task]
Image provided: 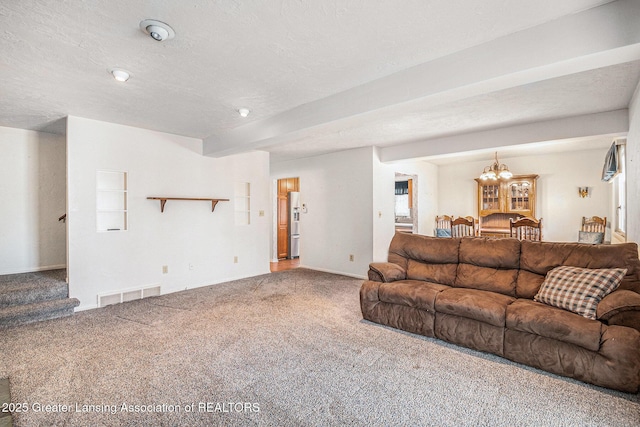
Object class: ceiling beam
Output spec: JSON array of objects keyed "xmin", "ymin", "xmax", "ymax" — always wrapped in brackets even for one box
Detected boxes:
[
  {"xmin": 379, "ymin": 109, "xmax": 629, "ymax": 163},
  {"xmin": 203, "ymin": 0, "xmax": 640, "ymax": 158}
]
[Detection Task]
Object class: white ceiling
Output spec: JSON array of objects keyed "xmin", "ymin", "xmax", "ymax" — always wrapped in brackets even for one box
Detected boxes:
[{"xmin": 1, "ymin": 0, "xmax": 639, "ymax": 164}]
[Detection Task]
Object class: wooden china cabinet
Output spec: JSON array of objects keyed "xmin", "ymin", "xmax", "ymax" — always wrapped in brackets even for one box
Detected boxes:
[{"xmin": 475, "ymin": 174, "xmax": 538, "ymax": 237}]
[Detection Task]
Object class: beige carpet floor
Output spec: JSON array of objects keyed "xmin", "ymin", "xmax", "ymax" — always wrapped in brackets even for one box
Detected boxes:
[{"xmin": 0, "ymin": 268, "xmax": 638, "ymax": 426}]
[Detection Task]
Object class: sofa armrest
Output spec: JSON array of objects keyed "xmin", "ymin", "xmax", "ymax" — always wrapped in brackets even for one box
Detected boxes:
[
  {"xmin": 597, "ymin": 290, "xmax": 640, "ymax": 332},
  {"xmin": 368, "ymin": 262, "xmax": 406, "ymax": 282}
]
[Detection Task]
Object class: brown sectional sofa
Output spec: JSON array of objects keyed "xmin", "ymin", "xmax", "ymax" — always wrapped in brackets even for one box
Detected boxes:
[{"xmin": 360, "ymin": 233, "xmax": 640, "ymax": 392}]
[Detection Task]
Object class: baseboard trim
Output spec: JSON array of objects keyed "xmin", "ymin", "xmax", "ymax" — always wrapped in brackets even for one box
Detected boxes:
[
  {"xmin": 298, "ymin": 265, "xmax": 366, "ymax": 280},
  {"xmin": 75, "ymin": 269, "xmax": 272, "ymax": 313},
  {"xmin": 76, "ymin": 304, "xmax": 98, "ymax": 312},
  {"xmin": 0, "ymin": 264, "xmax": 66, "ymax": 276}
]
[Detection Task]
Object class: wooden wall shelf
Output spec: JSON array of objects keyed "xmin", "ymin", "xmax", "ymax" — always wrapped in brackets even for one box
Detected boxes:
[{"xmin": 147, "ymin": 197, "xmax": 229, "ymax": 213}]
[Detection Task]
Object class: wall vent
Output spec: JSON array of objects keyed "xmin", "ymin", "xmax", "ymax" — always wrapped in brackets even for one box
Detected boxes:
[{"xmin": 98, "ymin": 285, "xmax": 161, "ymax": 308}]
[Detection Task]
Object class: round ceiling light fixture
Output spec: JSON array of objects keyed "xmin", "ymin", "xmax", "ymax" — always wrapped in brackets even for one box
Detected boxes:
[
  {"xmin": 110, "ymin": 68, "xmax": 131, "ymax": 82},
  {"xmin": 139, "ymin": 19, "xmax": 175, "ymax": 42},
  {"xmin": 238, "ymin": 108, "xmax": 251, "ymax": 118}
]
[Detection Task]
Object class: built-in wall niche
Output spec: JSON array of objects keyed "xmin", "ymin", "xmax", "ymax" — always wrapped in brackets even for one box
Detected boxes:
[
  {"xmin": 96, "ymin": 170, "xmax": 127, "ymax": 232},
  {"xmin": 234, "ymin": 182, "xmax": 250, "ymax": 225}
]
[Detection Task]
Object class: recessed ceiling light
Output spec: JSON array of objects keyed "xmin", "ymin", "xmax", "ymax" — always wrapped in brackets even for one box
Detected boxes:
[
  {"xmin": 238, "ymin": 108, "xmax": 250, "ymax": 118},
  {"xmin": 110, "ymin": 68, "xmax": 131, "ymax": 82},
  {"xmin": 140, "ymin": 19, "xmax": 175, "ymax": 42}
]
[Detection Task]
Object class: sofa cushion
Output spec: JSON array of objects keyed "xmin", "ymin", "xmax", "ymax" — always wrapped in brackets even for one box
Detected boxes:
[
  {"xmin": 368, "ymin": 262, "xmax": 406, "ymax": 282},
  {"xmin": 388, "ymin": 234, "xmax": 460, "ymax": 285},
  {"xmin": 379, "ymin": 280, "xmax": 449, "ymax": 312},
  {"xmin": 534, "ymin": 266, "xmax": 626, "ymax": 320},
  {"xmin": 436, "ymin": 313, "xmax": 505, "ymax": 356},
  {"xmin": 455, "ymin": 237, "xmax": 520, "ymax": 296},
  {"xmin": 506, "ymin": 299, "xmax": 603, "ymax": 352},
  {"xmin": 515, "ymin": 270, "xmax": 545, "ymax": 300},
  {"xmin": 456, "ymin": 264, "xmax": 519, "ymax": 297},
  {"xmin": 434, "ymin": 288, "xmax": 515, "ymax": 327},
  {"xmin": 407, "ymin": 260, "xmax": 458, "ymax": 286},
  {"xmin": 459, "ymin": 237, "xmax": 521, "ymax": 269},
  {"xmin": 389, "ymin": 233, "xmax": 459, "ymax": 265},
  {"xmin": 596, "ymin": 290, "xmax": 640, "ymax": 321},
  {"xmin": 518, "ymin": 240, "xmax": 640, "ymax": 295}
]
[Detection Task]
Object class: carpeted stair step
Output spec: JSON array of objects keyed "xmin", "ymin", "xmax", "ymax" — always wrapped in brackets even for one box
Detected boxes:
[
  {"xmin": 0, "ymin": 280, "xmax": 68, "ymax": 308},
  {"xmin": 0, "ymin": 269, "xmax": 68, "ymax": 308},
  {"xmin": 0, "ymin": 298, "xmax": 80, "ymax": 328}
]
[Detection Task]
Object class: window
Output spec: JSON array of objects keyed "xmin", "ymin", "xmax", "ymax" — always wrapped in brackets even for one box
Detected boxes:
[
  {"xmin": 614, "ymin": 144, "xmax": 626, "ymax": 236},
  {"xmin": 394, "ymin": 179, "xmax": 412, "ymax": 217}
]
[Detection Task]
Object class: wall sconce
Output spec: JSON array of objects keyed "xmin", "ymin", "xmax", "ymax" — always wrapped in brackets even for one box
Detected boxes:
[{"xmin": 578, "ymin": 187, "xmax": 591, "ymax": 198}]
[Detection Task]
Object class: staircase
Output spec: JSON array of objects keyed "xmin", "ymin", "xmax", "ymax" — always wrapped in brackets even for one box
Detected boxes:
[{"xmin": 0, "ymin": 269, "xmax": 80, "ymax": 328}]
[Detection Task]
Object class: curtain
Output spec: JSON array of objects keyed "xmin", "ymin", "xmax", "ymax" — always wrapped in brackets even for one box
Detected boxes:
[
  {"xmin": 601, "ymin": 142, "xmax": 619, "ymax": 182},
  {"xmin": 395, "ymin": 181, "xmax": 409, "ymax": 195}
]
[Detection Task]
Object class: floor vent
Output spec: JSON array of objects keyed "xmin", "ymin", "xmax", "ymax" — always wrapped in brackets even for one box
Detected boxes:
[{"xmin": 98, "ymin": 285, "xmax": 161, "ymax": 308}]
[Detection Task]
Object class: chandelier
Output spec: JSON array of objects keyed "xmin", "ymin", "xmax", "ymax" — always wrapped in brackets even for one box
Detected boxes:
[{"xmin": 479, "ymin": 152, "xmax": 513, "ymax": 180}]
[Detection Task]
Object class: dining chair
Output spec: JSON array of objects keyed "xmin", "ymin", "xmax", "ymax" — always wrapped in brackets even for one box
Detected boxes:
[
  {"xmin": 452, "ymin": 216, "xmax": 477, "ymax": 237},
  {"xmin": 510, "ymin": 217, "xmax": 542, "ymax": 241},
  {"xmin": 434, "ymin": 215, "xmax": 453, "ymax": 237},
  {"xmin": 579, "ymin": 216, "xmax": 606, "ymax": 244}
]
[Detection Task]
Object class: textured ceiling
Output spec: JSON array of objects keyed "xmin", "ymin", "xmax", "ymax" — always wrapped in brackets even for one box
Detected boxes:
[
  {"xmin": 1, "ymin": 0, "xmax": 638, "ymax": 162},
  {"xmin": 264, "ymin": 61, "xmax": 640, "ymax": 162}
]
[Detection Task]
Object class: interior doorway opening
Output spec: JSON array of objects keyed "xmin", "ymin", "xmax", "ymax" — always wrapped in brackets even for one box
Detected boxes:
[
  {"xmin": 272, "ymin": 177, "xmax": 300, "ymax": 272},
  {"xmin": 395, "ymin": 173, "xmax": 418, "ymax": 234}
]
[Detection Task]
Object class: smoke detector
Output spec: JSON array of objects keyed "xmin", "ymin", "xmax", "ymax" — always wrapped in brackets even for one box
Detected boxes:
[
  {"xmin": 110, "ymin": 68, "xmax": 131, "ymax": 82},
  {"xmin": 139, "ymin": 19, "xmax": 175, "ymax": 42}
]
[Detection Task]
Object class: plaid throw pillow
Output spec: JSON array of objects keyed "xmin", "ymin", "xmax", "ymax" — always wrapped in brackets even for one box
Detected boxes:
[{"xmin": 534, "ymin": 266, "xmax": 627, "ymax": 319}]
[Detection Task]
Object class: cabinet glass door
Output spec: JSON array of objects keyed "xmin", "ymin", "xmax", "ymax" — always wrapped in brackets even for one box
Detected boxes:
[
  {"xmin": 481, "ymin": 184, "xmax": 500, "ymax": 211},
  {"xmin": 509, "ymin": 181, "xmax": 531, "ymax": 212}
]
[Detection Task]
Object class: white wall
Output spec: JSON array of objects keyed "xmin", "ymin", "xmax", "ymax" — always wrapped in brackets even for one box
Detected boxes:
[
  {"xmin": 372, "ymin": 148, "xmax": 395, "ymax": 262},
  {"xmin": 271, "ymin": 147, "xmax": 374, "ymax": 277},
  {"xmin": 0, "ymin": 126, "xmax": 66, "ymax": 274},
  {"xmin": 271, "ymin": 147, "xmax": 441, "ymax": 275},
  {"xmin": 437, "ymin": 149, "xmax": 611, "ymax": 242},
  {"xmin": 67, "ymin": 117, "xmax": 270, "ymax": 310},
  {"xmin": 627, "ymin": 80, "xmax": 640, "ymax": 244}
]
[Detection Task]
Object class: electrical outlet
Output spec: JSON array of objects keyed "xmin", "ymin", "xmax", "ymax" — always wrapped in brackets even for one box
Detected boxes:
[
  {"xmin": 259, "ymin": 210, "xmax": 265, "ymax": 217},
  {"xmin": 162, "ymin": 265, "xmax": 168, "ymax": 274},
  {"xmin": 234, "ymin": 256, "xmax": 239, "ymax": 264},
  {"xmin": 349, "ymin": 254, "xmax": 354, "ymax": 262}
]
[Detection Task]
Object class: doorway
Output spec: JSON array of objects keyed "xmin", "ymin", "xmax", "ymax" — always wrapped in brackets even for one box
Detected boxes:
[
  {"xmin": 276, "ymin": 177, "xmax": 300, "ymax": 261},
  {"xmin": 395, "ymin": 173, "xmax": 418, "ymax": 234}
]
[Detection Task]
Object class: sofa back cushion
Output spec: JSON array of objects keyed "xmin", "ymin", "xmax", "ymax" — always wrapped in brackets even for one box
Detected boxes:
[
  {"xmin": 517, "ymin": 240, "xmax": 640, "ymax": 298},
  {"xmin": 388, "ymin": 233, "xmax": 460, "ymax": 286},
  {"xmin": 455, "ymin": 237, "xmax": 521, "ymax": 296}
]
